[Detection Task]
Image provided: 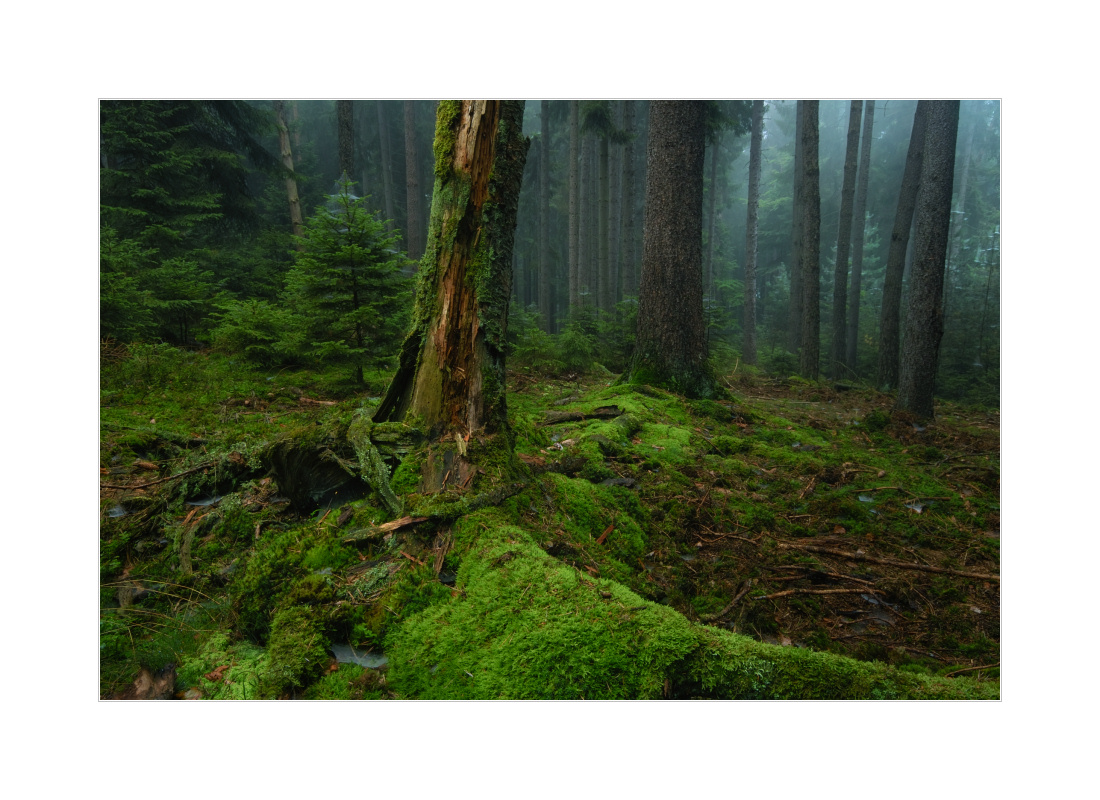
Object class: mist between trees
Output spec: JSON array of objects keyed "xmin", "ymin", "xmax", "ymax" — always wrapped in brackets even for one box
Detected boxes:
[{"xmin": 101, "ymin": 100, "xmax": 999, "ymax": 410}]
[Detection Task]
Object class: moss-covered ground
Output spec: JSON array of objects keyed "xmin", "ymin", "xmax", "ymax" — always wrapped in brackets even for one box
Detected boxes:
[{"xmin": 100, "ymin": 346, "xmax": 999, "ymax": 699}]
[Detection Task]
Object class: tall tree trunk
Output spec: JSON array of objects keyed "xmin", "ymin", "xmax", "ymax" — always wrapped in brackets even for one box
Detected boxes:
[
  {"xmin": 743, "ymin": 100, "xmax": 764, "ymax": 366},
  {"xmin": 830, "ymin": 101, "xmax": 862, "ymax": 378},
  {"xmin": 375, "ymin": 100, "xmax": 529, "ymax": 452},
  {"xmin": 798, "ymin": 101, "xmax": 821, "ymax": 380},
  {"xmin": 943, "ymin": 109, "xmax": 976, "ymax": 324},
  {"xmin": 404, "ymin": 100, "xmax": 424, "ymax": 260},
  {"xmin": 877, "ymin": 102, "xmax": 929, "ymax": 390},
  {"xmin": 337, "ymin": 100, "xmax": 355, "ymax": 181},
  {"xmin": 621, "ymin": 100, "xmax": 637, "ymax": 299},
  {"xmin": 376, "ymin": 102, "xmax": 396, "ymax": 231},
  {"xmin": 627, "ymin": 101, "xmax": 716, "ymax": 398},
  {"xmin": 273, "ymin": 100, "xmax": 304, "ymax": 246},
  {"xmin": 597, "ymin": 133, "xmax": 610, "ymax": 313},
  {"xmin": 539, "ymin": 100, "xmax": 552, "ymax": 331},
  {"xmin": 788, "ymin": 101, "xmax": 805, "ymax": 354},
  {"xmin": 568, "ymin": 101, "xmax": 580, "ymax": 312},
  {"xmin": 580, "ymin": 132, "xmax": 596, "ymax": 308},
  {"xmin": 705, "ymin": 131, "xmax": 722, "ymax": 297},
  {"xmin": 896, "ymin": 101, "xmax": 960, "ymax": 419},
  {"xmin": 846, "ymin": 100, "xmax": 876, "ymax": 369},
  {"xmin": 609, "ymin": 102, "xmax": 623, "ymax": 307},
  {"xmin": 289, "ymin": 101, "xmax": 302, "ymax": 165}
]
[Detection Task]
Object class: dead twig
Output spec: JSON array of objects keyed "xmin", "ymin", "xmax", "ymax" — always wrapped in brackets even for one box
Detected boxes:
[
  {"xmin": 777, "ymin": 542, "xmax": 999, "ymax": 582},
  {"xmin": 755, "ymin": 587, "xmax": 878, "ymax": 601},
  {"xmin": 699, "ymin": 580, "xmax": 754, "ymax": 622},
  {"xmin": 943, "ymin": 661, "xmax": 1000, "ymax": 679},
  {"xmin": 101, "ymin": 460, "xmax": 219, "ymax": 490},
  {"xmin": 343, "ymin": 516, "xmax": 428, "ymax": 544}
]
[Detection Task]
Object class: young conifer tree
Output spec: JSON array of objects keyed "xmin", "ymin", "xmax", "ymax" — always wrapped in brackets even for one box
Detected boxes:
[{"xmin": 282, "ymin": 176, "xmax": 411, "ymax": 386}]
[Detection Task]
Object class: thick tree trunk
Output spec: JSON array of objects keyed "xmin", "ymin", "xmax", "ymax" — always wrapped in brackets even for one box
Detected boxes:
[
  {"xmin": 743, "ymin": 100, "xmax": 764, "ymax": 366},
  {"xmin": 608, "ymin": 102, "xmax": 623, "ymax": 307},
  {"xmin": 798, "ymin": 101, "xmax": 821, "ymax": 380},
  {"xmin": 273, "ymin": 100, "xmax": 304, "ymax": 245},
  {"xmin": 705, "ymin": 131, "xmax": 722, "ymax": 297},
  {"xmin": 846, "ymin": 100, "xmax": 876, "ymax": 370},
  {"xmin": 877, "ymin": 102, "xmax": 929, "ymax": 390},
  {"xmin": 896, "ymin": 101, "xmax": 960, "ymax": 419},
  {"xmin": 788, "ymin": 101, "xmax": 805, "ymax": 354},
  {"xmin": 627, "ymin": 101, "xmax": 716, "ymax": 399},
  {"xmin": 539, "ymin": 101, "xmax": 553, "ymax": 331},
  {"xmin": 337, "ymin": 100, "xmax": 355, "ymax": 181},
  {"xmin": 620, "ymin": 100, "xmax": 637, "ymax": 298},
  {"xmin": 597, "ymin": 133, "xmax": 611, "ymax": 313},
  {"xmin": 376, "ymin": 102, "xmax": 397, "ymax": 231},
  {"xmin": 568, "ymin": 101, "xmax": 580, "ymax": 311},
  {"xmin": 404, "ymin": 101, "xmax": 424, "ymax": 260},
  {"xmin": 830, "ymin": 101, "xmax": 862, "ymax": 378},
  {"xmin": 375, "ymin": 101, "xmax": 529, "ymax": 447}
]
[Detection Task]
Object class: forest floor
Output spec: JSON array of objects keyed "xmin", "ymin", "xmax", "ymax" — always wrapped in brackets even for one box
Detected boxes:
[{"xmin": 99, "ymin": 348, "xmax": 1000, "ymax": 699}]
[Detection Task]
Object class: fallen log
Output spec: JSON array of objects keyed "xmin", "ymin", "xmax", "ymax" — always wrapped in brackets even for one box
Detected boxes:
[{"xmin": 541, "ymin": 405, "xmax": 623, "ymax": 425}]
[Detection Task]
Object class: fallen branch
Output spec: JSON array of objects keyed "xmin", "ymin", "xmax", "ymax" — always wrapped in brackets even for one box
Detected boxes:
[
  {"xmin": 699, "ymin": 580, "xmax": 754, "ymax": 622},
  {"xmin": 343, "ymin": 516, "xmax": 428, "ymax": 544},
  {"xmin": 778, "ymin": 543, "xmax": 999, "ymax": 582},
  {"xmin": 541, "ymin": 405, "xmax": 623, "ymax": 425},
  {"xmin": 943, "ymin": 661, "xmax": 1000, "ymax": 679},
  {"xmin": 101, "ymin": 460, "xmax": 219, "ymax": 490},
  {"xmin": 755, "ymin": 587, "xmax": 878, "ymax": 601}
]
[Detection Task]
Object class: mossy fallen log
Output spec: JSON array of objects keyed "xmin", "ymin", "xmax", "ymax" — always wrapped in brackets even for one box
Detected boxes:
[{"xmin": 385, "ymin": 508, "xmax": 998, "ymax": 700}]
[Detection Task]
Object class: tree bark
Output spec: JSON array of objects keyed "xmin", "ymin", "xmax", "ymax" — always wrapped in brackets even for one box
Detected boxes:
[
  {"xmin": 896, "ymin": 101, "xmax": 960, "ymax": 419},
  {"xmin": 376, "ymin": 101, "xmax": 397, "ymax": 231},
  {"xmin": 539, "ymin": 100, "xmax": 552, "ymax": 331},
  {"xmin": 375, "ymin": 101, "xmax": 529, "ymax": 445},
  {"xmin": 337, "ymin": 100, "xmax": 355, "ymax": 181},
  {"xmin": 877, "ymin": 102, "xmax": 929, "ymax": 390},
  {"xmin": 627, "ymin": 101, "xmax": 716, "ymax": 398},
  {"xmin": 788, "ymin": 101, "xmax": 805, "ymax": 354},
  {"xmin": 705, "ymin": 131, "xmax": 722, "ymax": 297},
  {"xmin": 620, "ymin": 100, "xmax": 637, "ymax": 299},
  {"xmin": 289, "ymin": 101, "xmax": 302, "ymax": 165},
  {"xmin": 568, "ymin": 101, "xmax": 580, "ymax": 311},
  {"xmin": 830, "ymin": 101, "xmax": 862, "ymax": 378},
  {"xmin": 846, "ymin": 100, "xmax": 875, "ymax": 369},
  {"xmin": 404, "ymin": 100, "xmax": 424, "ymax": 260},
  {"xmin": 273, "ymin": 100, "xmax": 304, "ymax": 245},
  {"xmin": 798, "ymin": 101, "xmax": 821, "ymax": 380},
  {"xmin": 743, "ymin": 100, "xmax": 764, "ymax": 366},
  {"xmin": 598, "ymin": 131, "xmax": 611, "ymax": 313},
  {"xmin": 608, "ymin": 102, "xmax": 623, "ymax": 308}
]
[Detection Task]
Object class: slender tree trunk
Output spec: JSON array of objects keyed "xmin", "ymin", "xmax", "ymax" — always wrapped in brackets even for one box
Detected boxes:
[
  {"xmin": 877, "ymin": 102, "xmax": 929, "ymax": 390},
  {"xmin": 581, "ymin": 133, "xmax": 596, "ymax": 308},
  {"xmin": 846, "ymin": 100, "xmax": 876, "ymax": 369},
  {"xmin": 375, "ymin": 100, "xmax": 529, "ymax": 450},
  {"xmin": 337, "ymin": 100, "xmax": 355, "ymax": 181},
  {"xmin": 943, "ymin": 109, "xmax": 976, "ymax": 324},
  {"xmin": 539, "ymin": 100, "xmax": 552, "ymax": 331},
  {"xmin": 743, "ymin": 100, "xmax": 764, "ymax": 366},
  {"xmin": 788, "ymin": 101, "xmax": 805, "ymax": 354},
  {"xmin": 273, "ymin": 100, "xmax": 304, "ymax": 245},
  {"xmin": 830, "ymin": 101, "xmax": 862, "ymax": 378},
  {"xmin": 628, "ymin": 101, "xmax": 716, "ymax": 398},
  {"xmin": 798, "ymin": 101, "xmax": 821, "ymax": 380},
  {"xmin": 568, "ymin": 100, "xmax": 580, "ymax": 312},
  {"xmin": 597, "ymin": 133, "xmax": 610, "ymax": 313},
  {"xmin": 705, "ymin": 131, "xmax": 722, "ymax": 297},
  {"xmin": 621, "ymin": 100, "xmax": 637, "ymax": 298},
  {"xmin": 896, "ymin": 101, "xmax": 960, "ymax": 419},
  {"xmin": 609, "ymin": 102, "xmax": 623, "ymax": 307},
  {"xmin": 376, "ymin": 102, "xmax": 396, "ymax": 231},
  {"xmin": 404, "ymin": 101, "xmax": 424, "ymax": 260},
  {"xmin": 289, "ymin": 101, "xmax": 302, "ymax": 165}
]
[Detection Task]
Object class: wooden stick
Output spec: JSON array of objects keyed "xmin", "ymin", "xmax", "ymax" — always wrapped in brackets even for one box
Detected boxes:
[
  {"xmin": 101, "ymin": 460, "xmax": 218, "ymax": 490},
  {"xmin": 943, "ymin": 661, "xmax": 1000, "ymax": 679},
  {"xmin": 343, "ymin": 516, "xmax": 428, "ymax": 544},
  {"xmin": 699, "ymin": 580, "xmax": 754, "ymax": 621},
  {"xmin": 756, "ymin": 587, "xmax": 877, "ymax": 601},
  {"xmin": 777, "ymin": 543, "xmax": 999, "ymax": 582}
]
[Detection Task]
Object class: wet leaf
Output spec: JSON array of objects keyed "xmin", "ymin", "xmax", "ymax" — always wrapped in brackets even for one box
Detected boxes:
[{"xmin": 858, "ymin": 494, "xmax": 874, "ymax": 503}]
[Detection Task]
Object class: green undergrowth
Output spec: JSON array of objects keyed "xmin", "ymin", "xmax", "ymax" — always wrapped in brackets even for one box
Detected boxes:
[{"xmin": 102, "ymin": 348, "xmax": 999, "ymax": 699}]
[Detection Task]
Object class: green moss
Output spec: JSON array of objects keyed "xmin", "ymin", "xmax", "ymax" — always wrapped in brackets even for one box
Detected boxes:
[
  {"xmin": 432, "ymin": 100, "xmax": 462, "ymax": 178},
  {"xmin": 176, "ymin": 632, "xmax": 269, "ymax": 700},
  {"xmin": 260, "ymin": 606, "xmax": 330, "ymax": 697}
]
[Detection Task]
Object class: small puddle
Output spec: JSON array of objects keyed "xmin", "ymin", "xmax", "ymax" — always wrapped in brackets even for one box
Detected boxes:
[
  {"xmin": 185, "ymin": 495, "xmax": 224, "ymax": 507},
  {"xmin": 330, "ymin": 643, "xmax": 388, "ymax": 669}
]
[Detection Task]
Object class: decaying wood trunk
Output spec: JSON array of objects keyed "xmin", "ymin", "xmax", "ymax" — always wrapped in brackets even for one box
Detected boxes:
[{"xmin": 374, "ymin": 101, "xmax": 529, "ymax": 478}]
